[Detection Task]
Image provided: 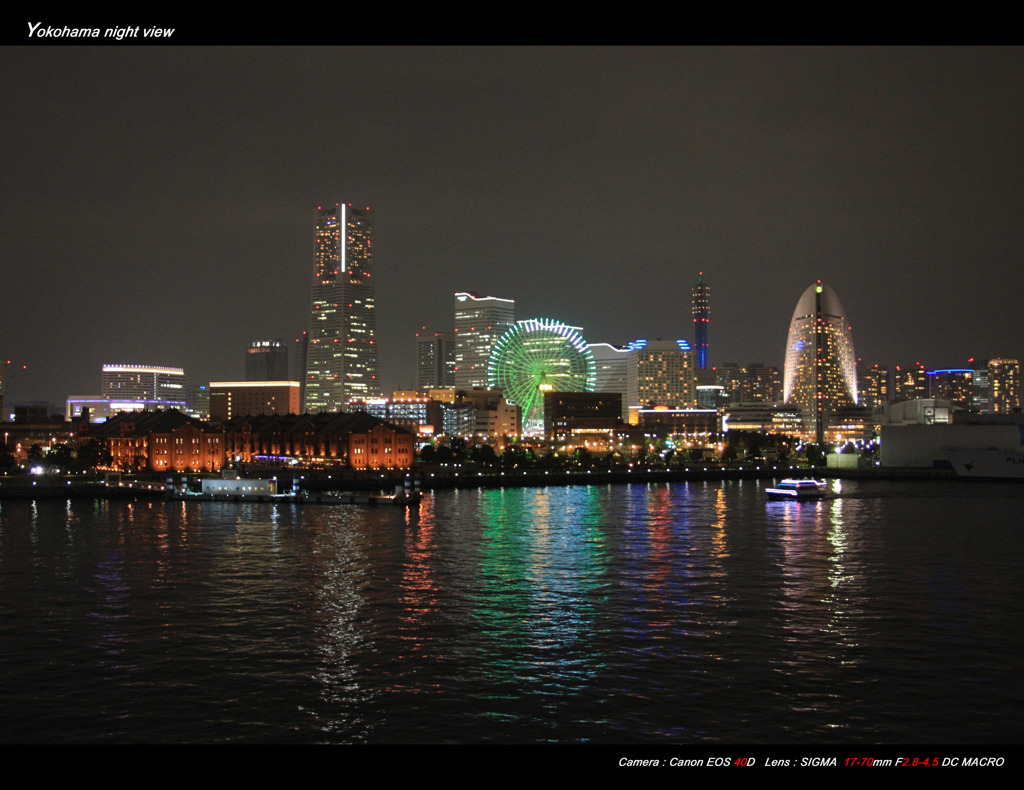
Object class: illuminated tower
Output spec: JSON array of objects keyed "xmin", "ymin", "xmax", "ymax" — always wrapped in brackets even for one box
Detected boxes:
[
  {"xmin": 305, "ymin": 203, "xmax": 380, "ymax": 412},
  {"xmin": 692, "ymin": 272, "xmax": 710, "ymax": 370},
  {"xmin": 783, "ymin": 281, "xmax": 857, "ymax": 442}
]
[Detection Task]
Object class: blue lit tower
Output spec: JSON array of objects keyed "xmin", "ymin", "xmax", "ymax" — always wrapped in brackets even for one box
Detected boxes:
[
  {"xmin": 305, "ymin": 203, "xmax": 380, "ymax": 412},
  {"xmin": 692, "ymin": 272, "xmax": 710, "ymax": 370}
]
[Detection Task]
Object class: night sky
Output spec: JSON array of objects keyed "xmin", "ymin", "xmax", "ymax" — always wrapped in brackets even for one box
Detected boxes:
[{"xmin": 3, "ymin": 45, "xmax": 1023, "ymax": 406}]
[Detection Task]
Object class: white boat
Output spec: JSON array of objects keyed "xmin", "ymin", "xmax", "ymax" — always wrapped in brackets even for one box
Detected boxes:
[{"xmin": 765, "ymin": 478, "xmax": 827, "ymax": 500}]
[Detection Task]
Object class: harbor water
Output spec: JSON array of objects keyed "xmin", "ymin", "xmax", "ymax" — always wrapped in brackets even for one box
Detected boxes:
[{"xmin": 1, "ymin": 479, "xmax": 1021, "ymax": 744}]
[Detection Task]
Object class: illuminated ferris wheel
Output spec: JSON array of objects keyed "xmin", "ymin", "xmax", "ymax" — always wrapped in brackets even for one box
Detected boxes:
[{"xmin": 487, "ymin": 319, "xmax": 596, "ymax": 434}]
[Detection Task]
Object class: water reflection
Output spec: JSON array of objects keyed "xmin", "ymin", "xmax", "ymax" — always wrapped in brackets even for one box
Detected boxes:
[{"xmin": 1, "ymin": 483, "xmax": 1021, "ymax": 743}]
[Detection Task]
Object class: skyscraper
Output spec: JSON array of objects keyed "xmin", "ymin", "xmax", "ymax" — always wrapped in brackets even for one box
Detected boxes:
[
  {"xmin": 692, "ymin": 272, "xmax": 710, "ymax": 370},
  {"xmin": 245, "ymin": 339, "xmax": 289, "ymax": 381},
  {"xmin": 453, "ymin": 292, "xmax": 515, "ymax": 390},
  {"xmin": 305, "ymin": 204, "xmax": 380, "ymax": 412},
  {"xmin": 415, "ymin": 330, "xmax": 456, "ymax": 391},
  {"xmin": 783, "ymin": 281, "xmax": 858, "ymax": 442}
]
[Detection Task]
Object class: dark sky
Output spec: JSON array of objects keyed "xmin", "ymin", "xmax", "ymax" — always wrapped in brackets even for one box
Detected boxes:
[{"xmin": 3, "ymin": 46, "xmax": 1023, "ymax": 406}]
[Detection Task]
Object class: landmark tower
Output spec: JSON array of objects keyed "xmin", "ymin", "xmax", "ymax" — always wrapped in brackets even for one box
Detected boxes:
[
  {"xmin": 305, "ymin": 204, "xmax": 379, "ymax": 412},
  {"xmin": 783, "ymin": 281, "xmax": 857, "ymax": 442}
]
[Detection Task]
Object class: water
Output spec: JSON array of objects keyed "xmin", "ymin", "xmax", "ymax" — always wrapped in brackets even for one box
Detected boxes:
[{"xmin": 1, "ymin": 479, "xmax": 1021, "ymax": 744}]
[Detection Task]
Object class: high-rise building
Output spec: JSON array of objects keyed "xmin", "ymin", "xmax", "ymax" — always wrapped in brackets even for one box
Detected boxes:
[
  {"xmin": 415, "ymin": 330, "xmax": 456, "ymax": 391},
  {"xmin": 783, "ymin": 281, "xmax": 858, "ymax": 442},
  {"xmin": 245, "ymin": 339, "xmax": 289, "ymax": 381},
  {"xmin": 970, "ymin": 359, "xmax": 989, "ymax": 413},
  {"xmin": 453, "ymin": 292, "xmax": 515, "ymax": 390},
  {"xmin": 893, "ymin": 363, "xmax": 928, "ymax": 402},
  {"xmin": 988, "ymin": 358, "xmax": 1021, "ymax": 414},
  {"xmin": 692, "ymin": 272, "xmax": 710, "ymax": 370},
  {"xmin": 305, "ymin": 204, "xmax": 379, "ymax": 412},
  {"xmin": 714, "ymin": 362, "xmax": 782, "ymax": 404},
  {"xmin": 626, "ymin": 339, "xmax": 696, "ymax": 423},
  {"xmin": 927, "ymin": 368, "xmax": 975, "ymax": 409},
  {"xmin": 857, "ymin": 361, "xmax": 891, "ymax": 410}
]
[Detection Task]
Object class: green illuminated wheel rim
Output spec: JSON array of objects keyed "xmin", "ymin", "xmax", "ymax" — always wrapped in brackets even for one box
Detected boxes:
[{"xmin": 487, "ymin": 319, "xmax": 596, "ymax": 434}]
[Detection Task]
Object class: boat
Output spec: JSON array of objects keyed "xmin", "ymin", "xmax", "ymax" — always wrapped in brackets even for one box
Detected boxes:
[
  {"xmin": 765, "ymin": 478, "xmax": 827, "ymax": 500},
  {"xmin": 166, "ymin": 476, "xmax": 423, "ymax": 506},
  {"xmin": 946, "ymin": 448, "xmax": 1024, "ymax": 480}
]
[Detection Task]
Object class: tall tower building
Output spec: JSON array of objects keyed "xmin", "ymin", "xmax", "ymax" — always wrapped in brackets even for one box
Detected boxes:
[
  {"xmin": 453, "ymin": 292, "xmax": 515, "ymax": 390},
  {"xmin": 783, "ymin": 281, "xmax": 857, "ymax": 442},
  {"xmin": 692, "ymin": 272, "xmax": 710, "ymax": 370},
  {"xmin": 305, "ymin": 203, "xmax": 380, "ymax": 412}
]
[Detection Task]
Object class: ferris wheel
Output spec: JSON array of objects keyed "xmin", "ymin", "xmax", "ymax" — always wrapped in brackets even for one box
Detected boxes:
[{"xmin": 487, "ymin": 319, "xmax": 596, "ymax": 434}]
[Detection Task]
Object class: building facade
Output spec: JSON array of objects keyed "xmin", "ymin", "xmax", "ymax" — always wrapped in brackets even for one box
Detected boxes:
[
  {"xmin": 305, "ymin": 204, "xmax": 380, "ymax": 412},
  {"xmin": 415, "ymin": 330, "xmax": 456, "ymax": 390},
  {"xmin": 245, "ymin": 339, "xmax": 289, "ymax": 381},
  {"xmin": 208, "ymin": 381, "xmax": 301, "ymax": 421},
  {"xmin": 783, "ymin": 281, "xmax": 858, "ymax": 442},
  {"xmin": 857, "ymin": 362, "xmax": 891, "ymax": 410},
  {"xmin": 453, "ymin": 292, "xmax": 515, "ymax": 390},
  {"xmin": 222, "ymin": 412, "xmax": 414, "ymax": 470},
  {"xmin": 626, "ymin": 339, "xmax": 696, "ymax": 423},
  {"xmin": 101, "ymin": 364, "xmax": 187, "ymax": 404},
  {"xmin": 82, "ymin": 410, "xmax": 225, "ymax": 473},
  {"xmin": 988, "ymin": 358, "xmax": 1021, "ymax": 414},
  {"xmin": 692, "ymin": 272, "xmax": 710, "ymax": 370},
  {"xmin": 893, "ymin": 364, "xmax": 929, "ymax": 402},
  {"xmin": 927, "ymin": 369, "xmax": 975, "ymax": 410}
]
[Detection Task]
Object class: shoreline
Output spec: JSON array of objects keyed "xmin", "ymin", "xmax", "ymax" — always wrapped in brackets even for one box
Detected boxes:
[{"xmin": 0, "ymin": 464, "xmax": 976, "ymax": 501}]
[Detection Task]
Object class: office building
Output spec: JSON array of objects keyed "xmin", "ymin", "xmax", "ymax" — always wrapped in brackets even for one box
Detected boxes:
[
  {"xmin": 927, "ymin": 369, "xmax": 975, "ymax": 410},
  {"xmin": 857, "ymin": 362, "xmax": 891, "ymax": 410},
  {"xmin": 626, "ymin": 339, "xmax": 696, "ymax": 423},
  {"xmin": 415, "ymin": 330, "xmax": 456, "ymax": 390},
  {"xmin": 453, "ymin": 292, "xmax": 514, "ymax": 390},
  {"xmin": 692, "ymin": 272, "xmax": 710, "ymax": 370},
  {"xmin": 246, "ymin": 339, "xmax": 289, "ymax": 381},
  {"xmin": 783, "ymin": 281, "xmax": 858, "ymax": 442},
  {"xmin": 101, "ymin": 364, "xmax": 187, "ymax": 403},
  {"xmin": 305, "ymin": 203, "xmax": 379, "ymax": 413},
  {"xmin": 893, "ymin": 363, "xmax": 928, "ymax": 402},
  {"xmin": 988, "ymin": 358, "xmax": 1021, "ymax": 414},
  {"xmin": 714, "ymin": 362, "xmax": 782, "ymax": 404},
  {"xmin": 970, "ymin": 360, "xmax": 989, "ymax": 413},
  {"xmin": 208, "ymin": 381, "xmax": 301, "ymax": 421}
]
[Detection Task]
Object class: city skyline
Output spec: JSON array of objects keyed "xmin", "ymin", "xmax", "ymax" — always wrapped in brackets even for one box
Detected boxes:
[{"xmin": 4, "ymin": 47, "xmax": 1024, "ymax": 408}]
